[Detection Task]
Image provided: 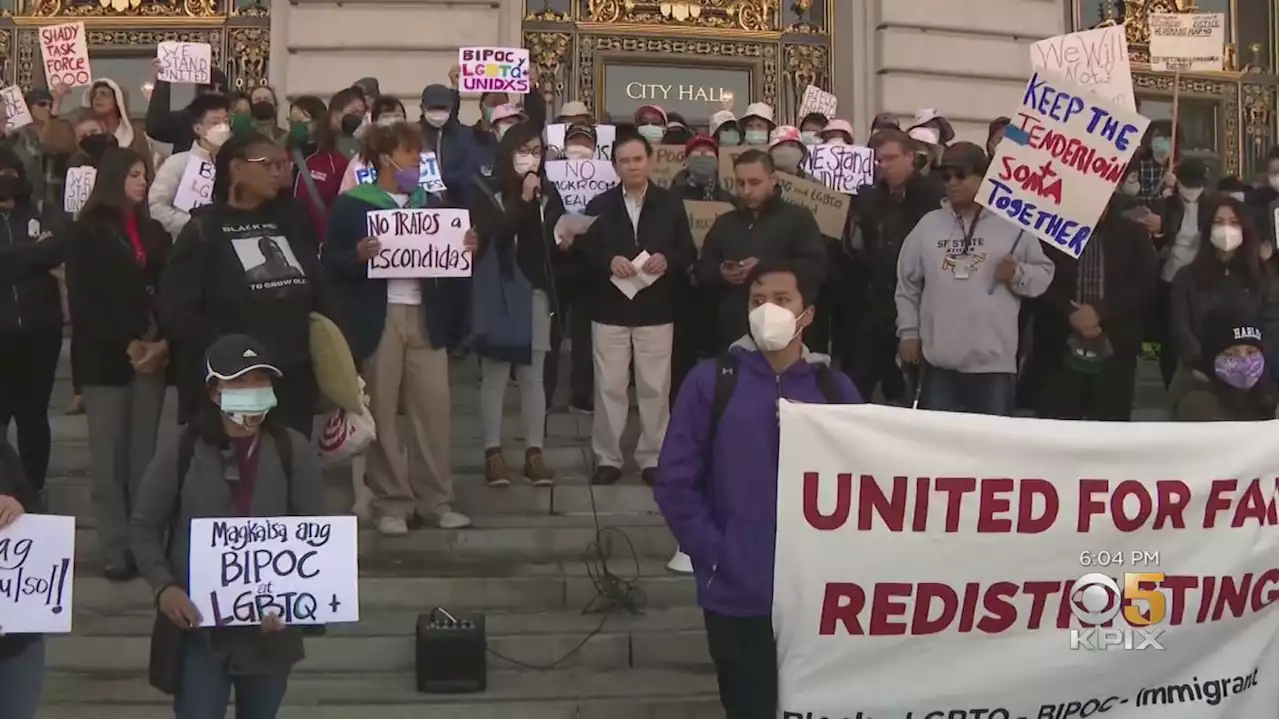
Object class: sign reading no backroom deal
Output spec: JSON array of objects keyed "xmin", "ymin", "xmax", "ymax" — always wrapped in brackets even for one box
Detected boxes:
[{"xmin": 773, "ymin": 402, "xmax": 1279, "ymax": 718}]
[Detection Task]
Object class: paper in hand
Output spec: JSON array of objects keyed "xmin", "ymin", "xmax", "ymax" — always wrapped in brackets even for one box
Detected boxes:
[
  {"xmin": 610, "ymin": 250, "xmax": 661, "ymax": 300},
  {"xmin": 554, "ymin": 214, "xmax": 596, "ymax": 245}
]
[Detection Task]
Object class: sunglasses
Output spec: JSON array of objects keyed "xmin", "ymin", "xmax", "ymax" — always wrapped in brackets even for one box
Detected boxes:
[{"xmin": 939, "ymin": 168, "xmax": 974, "ymax": 182}]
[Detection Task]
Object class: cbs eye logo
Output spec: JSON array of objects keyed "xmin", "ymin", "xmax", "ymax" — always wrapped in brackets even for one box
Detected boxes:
[{"xmin": 1070, "ymin": 572, "xmax": 1167, "ymax": 626}]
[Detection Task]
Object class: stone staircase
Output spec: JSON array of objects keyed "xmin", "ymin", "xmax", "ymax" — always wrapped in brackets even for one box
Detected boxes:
[{"xmin": 26, "ymin": 350, "xmax": 721, "ymax": 718}]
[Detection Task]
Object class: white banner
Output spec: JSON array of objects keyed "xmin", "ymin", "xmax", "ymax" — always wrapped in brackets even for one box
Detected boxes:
[
  {"xmin": 774, "ymin": 403, "xmax": 1279, "ymax": 718},
  {"xmin": 63, "ymin": 166, "xmax": 95, "ymax": 216},
  {"xmin": 805, "ymin": 144, "xmax": 873, "ymax": 195},
  {"xmin": 189, "ymin": 516, "xmax": 360, "ymax": 627},
  {"xmin": 1031, "ymin": 25, "xmax": 1135, "ymax": 110},
  {"xmin": 366, "ymin": 208, "xmax": 472, "ymax": 279},
  {"xmin": 0, "ymin": 86, "xmax": 33, "ymax": 133},
  {"xmin": 1149, "ymin": 13, "xmax": 1225, "ymax": 73},
  {"xmin": 0, "ymin": 514, "xmax": 76, "ymax": 633}
]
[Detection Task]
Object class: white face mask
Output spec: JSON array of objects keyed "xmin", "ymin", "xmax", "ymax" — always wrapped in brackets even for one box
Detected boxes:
[
  {"xmin": 1210, "ymin": 224, "xmax": 1244, "ymax": 252},
  {"xmin": 203, "ymin": 123, "xmax": 231, "ymax": 148},
  {"xmin": 563, "ymin": 145, "xmax": 594, "ymax": 160},
  {"xmin": 423, "ymin": 110, "xmax": 449, "ymax": 128},
  {"xmin": 748, "ymin": 302, "xmax": 802, "ymax": 352},
  {"xmin": 1178, "ymin": 185, "xmax": 1203, "ymax": 203},
  {"xmin": 1121, "ymin": 177, "xmax": 1140, "ymax": 196},
  {"xmin": 513, "ymin": 152, "xmax": 540, "ymax": 176},
  {"xmin": 637, "ymin": 124, "xmax": 664, "ymax": 143},
  {"xmin": 377, "ymin": 114, "xmax": 405, "ymax": 127}
]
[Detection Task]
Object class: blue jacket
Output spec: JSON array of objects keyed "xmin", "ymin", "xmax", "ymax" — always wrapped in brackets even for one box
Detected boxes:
[{"xmin": 655, "ymin": 337, "xmax": 862, "ymax": 617}]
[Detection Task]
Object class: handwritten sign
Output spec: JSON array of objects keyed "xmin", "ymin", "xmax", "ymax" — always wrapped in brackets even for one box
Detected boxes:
[
  {"xmin": 417, "ymin": 152, "xmax": 446, "ymax": 193},
  {"xmin": 718, "ymin": 146, "xmax": 751, "ymax": 193},
  {"xmin": 63, "ymin": 166, "xmax": 96, "ymax": 216},
  {"xmin": 189, "ymin": 516, "xmax": 358, "ymax": 627},
  {"xmin": 458, "ymin": 47, "xmax": 530, "ymax": 95},
  {"xmin": 351, "ymin": 159, "xmax": 376, "ymax": 186},
  {"xmin": 1149, "ymin": 13, "xmax": 1225, "ymax": 73},
  {"xmin": 173, "ymin": 157, "xmax": 215, "ymax": 212},
  {"xmin": 157, "ymin": 42, "xmax": 212, "ymax": 85},
  {"xmin": 594, "ymin": 124, "xmax": 617, "ymax": 161},
  {"xmin": 367, "ymin": 208, "xmax": 472, "ymax": 279},
  {"xmin": 806, "ymin": 145, "xmax": 874, "ymax": 195},
  {"xmin": 979, "ymin": 68, "xmax": 1149, "ymax": 259},
  {"xmin": 797, "ymin": 85, "xmax": 838, "ymax": 120},
  {"xmin": 684, "ymin": 200, "xmax": 734, "ymax": 253},
  {"xmin": 1031, "ymin": 25, "xmax": 1135, "ymax": 110},
  {"xmin": 39, "ymin": 22, "xmax": 91, "ymax": 89},
  {"xmin": 544, "ymin": 159, "xmax": 619, "ymax": 214},
  {"xmin": 775, "ymin": 172, "xmax": 850, "ymax": 238},
  {"xmin": 0, "ymin": 514, "xmax": 75, "ymax": 633},
  {"xmin": 0, "ymin": 87, "xmax": 33, "ymax": 133},
  {"xmin": 650, "ymin": 145, "xmax": 686, "ymax": 189}
]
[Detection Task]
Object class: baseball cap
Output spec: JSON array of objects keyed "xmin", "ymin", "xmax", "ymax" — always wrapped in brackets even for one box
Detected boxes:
[
  {"xmin": 205, "ymin": 334, "xmax": 282, "ymax": 383},
  {"xmin": 685, "ymin": 134, "xmax": 717, "ymax": 155},
  {"xmin": 557, "ymin": 101, "xmax": 590, "ymax": 121},
  {"xmin": 742, "ymin": 102, "xmax": 775, "ymax": 126},
  {"xmin": 491, "ymin": 103, "xmax": 527, "ymax": 124},
  {"xmin": 24, "ymin": 88, "xmax": 52, "ymax": 106},
  {"xmin": 939, "ymin": 142, "xmax": 989, "ymax": 173},
  {"xmin": 420, "ymin": 84, "xmax": 454, "ymax": 110},
  {"xmin": 1201, "ymin": 309, "xmax": 1266, "ymax": 360},
  {"xmin": 565, "ymin": 123, "xmax": 597, "ymax": 143}
]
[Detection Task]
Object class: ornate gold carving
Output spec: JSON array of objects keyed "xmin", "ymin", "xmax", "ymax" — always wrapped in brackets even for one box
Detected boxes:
[
  {"xmin": 584, "ymin": 0, "xmax": 778, "ymax": 33},
  {"xmin": 27, "ymin": 0, "xmax": 218, "ymax": 18},
  {"xmin": 227, "ymin": 26, "xmax": 266, "ymax": 90},
  {"xmin": 1242, "ymin": 42, "xmax": 1267, "ymax": 74},
  {"xmin": 526, "ymin": 9, "xmax": 570, "ymax": 22},
  {"xmin": 1242, "ymin": 83, "xmax": 1276, "ymax": 154},
  {"xmin": 1132, "ymin": 73, "xmax": 1240, "ymax": 176},
  {"xmin": 783, "ymin": 41, "xmax": 825, "ymax": 97},
  {"xmin": 17, "ymin": 26, "xmax": 222, "ymax": 89},
  {"xmin": 525, "ymin": 31, "xmax": 571, "ymax": 101},
  {"xmin": 232, "ymin": 0, "xmax": 268, "ymax": 18}
]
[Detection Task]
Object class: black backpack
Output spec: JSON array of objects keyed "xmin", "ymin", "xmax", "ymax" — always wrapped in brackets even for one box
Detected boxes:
[{"xmin": 708, "ymin": 352, "xmax": 841, "ymax": 440}]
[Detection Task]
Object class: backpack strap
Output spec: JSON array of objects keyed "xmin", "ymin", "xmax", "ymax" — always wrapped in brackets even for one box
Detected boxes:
[
  {"xmin": 708, "ymin": 352, "xmax": 739, "ymax": 444},
  {"xmin": 292, "ymin": 148, "xmax": 326, "ymax": 216},
  {"xmin": 814, "ymin": 363, "xmax": 841, "ymax": 404},
  {"xmin": 166, "ymin": 425, "xmax": 201, "ymax": 559},
  {"xmin": 266, "ymin": 421, "xmax": 295, "ymax": 485}
]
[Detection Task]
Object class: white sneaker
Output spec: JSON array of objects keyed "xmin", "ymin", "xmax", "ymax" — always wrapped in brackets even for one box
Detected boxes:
[
  {"xmin": 437, "ymin": 508, "xmax": 472, "ymax": 530},
  {"xmin": 376, "ymin": 516, "xmax": 409, "ymax": 536},
  {"xmin": 666, "ymin": 549, "xmax": 694, "ymax": 574}
]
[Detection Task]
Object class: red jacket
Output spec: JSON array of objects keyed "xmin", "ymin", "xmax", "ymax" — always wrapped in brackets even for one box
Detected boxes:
[{"xmin": 293, "ymin": 149, "xmax": 350, "ymax": 245}]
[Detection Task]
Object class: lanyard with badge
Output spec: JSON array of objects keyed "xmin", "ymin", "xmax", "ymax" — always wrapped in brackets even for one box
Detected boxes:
[{"xmin": 951, "ymin": 210, "xmax": 982, "ymax": 280}]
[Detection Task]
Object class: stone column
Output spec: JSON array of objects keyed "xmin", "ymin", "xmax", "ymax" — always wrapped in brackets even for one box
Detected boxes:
[
  {"xmin": 268, "ymin": 0, "xmax": 290, "ymax": 96},
  {"xmin": 831, "ymin": 0, "xmax": 877, "ymax": 141},
  {"xmin": 498, "ymin": 0, "xmax": 524, "ymax": 47}
]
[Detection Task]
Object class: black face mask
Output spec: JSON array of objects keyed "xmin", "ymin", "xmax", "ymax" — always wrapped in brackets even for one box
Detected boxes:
[
  {"xmin": 250, "ymin": 101, "xmax": 276, "ymax": 121},
  {"xmin": 0, "ymin": 174, "xmax": 30, "ymax": 202},
  {"xmin": 340, "ymin": 114, "xmax": 363, "ymax": 136},
  {"xmin": 79, "ymin": 133, "xmax": 117, "ymax": 163}
]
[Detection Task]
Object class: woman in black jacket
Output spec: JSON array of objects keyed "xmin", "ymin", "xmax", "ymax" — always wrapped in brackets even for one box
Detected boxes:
[
  {"xmin": 0, "ymin": 437, "xmax": 44, "ymax": 718},
  {"xmin": 65, "ymin": 146, "xmax": 170, "ymax": 580}
]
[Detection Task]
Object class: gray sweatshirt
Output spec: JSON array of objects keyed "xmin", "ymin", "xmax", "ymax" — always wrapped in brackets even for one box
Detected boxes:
[{"xmin": 895, "ymin": 203, "xmax": 1055, "ymax": 373}]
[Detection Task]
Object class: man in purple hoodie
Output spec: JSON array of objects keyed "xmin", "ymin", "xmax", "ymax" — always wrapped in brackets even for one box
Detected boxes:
[{"xmin": 655, "ymin": 260, "xmax": 862, "ymax": 718}]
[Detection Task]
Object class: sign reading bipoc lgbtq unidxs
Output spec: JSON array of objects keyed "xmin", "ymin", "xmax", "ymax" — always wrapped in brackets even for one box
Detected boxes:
[
  {"xmin": 189, "ymin": 516, "xmax": 359, "ymax": 626},
  {"xmin": 979, "ymin": 67, "xmax": 1148, "ymax": 260}
]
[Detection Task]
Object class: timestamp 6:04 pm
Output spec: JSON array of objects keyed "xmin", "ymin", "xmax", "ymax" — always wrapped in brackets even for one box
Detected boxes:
[{"xmin": 1079, "ymin": 550, "xmax": 1161, "ymax": 567}]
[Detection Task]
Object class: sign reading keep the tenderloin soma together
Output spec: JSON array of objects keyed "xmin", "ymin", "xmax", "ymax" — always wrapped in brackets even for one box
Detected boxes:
[
  {"xmin": 39, "ymin": 22, "xmax": 91, "ymax": 88},
  {"xmin": 458, "ymin": 47, "xmax": 530, "ymax": 95},
  {"xmin": 774, "ymin": 403, "xmax": 1280, "ymax": 718},
  {"xmin": 0, "ymin": 515, "xmax": 75, "ymax": 633},
  {"xmin": 980, "ymin": 67, "xmax": 1149, "ymax": 259},
  {"xmin": 189, "ymin": 516, "xmax": 359, "ymax": 626},
  {"xmin": 366, "ymin": 209, "xmax": 473, "ymax": 279}
]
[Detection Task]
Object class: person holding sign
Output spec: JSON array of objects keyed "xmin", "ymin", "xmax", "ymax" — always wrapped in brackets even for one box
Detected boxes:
[
  {"xmin": 6, "ymin": 84, "xmax": 75, "ymax": 216},
  {"xmin": 129, "ymin": 334, "xmax": 325, "ymax": 713},
  {"xmin": 0, "ymin": 437, "xmax": 46, "ymax": 719},
  {"xmin": 81, "ymin": 79, "xmax": 154, "ymax": 179},
  {"xmin": 144, "ymin": 56, "xmax": 227, "ymax": 153},
  {"xmin": 149, "ymin": 93, "xmax": 231, "ymax": 239},
  {"xmin": 322, "ymin": 121, "xmax": 474, "ymax": 534}
]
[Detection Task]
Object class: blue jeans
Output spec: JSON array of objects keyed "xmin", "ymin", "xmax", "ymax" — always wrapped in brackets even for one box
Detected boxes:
[
  {"xmin": 174, "ymin": 636, "xmax": 290, "ymax": 719},
  {"xmin": 0, "ymin": 637, "xmax": 45, "ymax": 719},
  {"xmin": 921, "ymin": 365, "xmax": 1017, "ymax": 416}
]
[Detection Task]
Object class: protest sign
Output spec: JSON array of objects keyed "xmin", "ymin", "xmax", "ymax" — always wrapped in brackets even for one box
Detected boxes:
[
  {"xmin": 594, "ymin": 124, "xmax": 617, "ymax": 161},
  {"xmin": 806, "ymin": 145, "xmax": 873, "ymax": 195},
  {"xmin": 683, "ymin": 200, "xmax": 733, "ymax": 253},
  {"xmin": 1031, "ymin": 25, "xmax": 1135, "ymax": 110},
  {"xmin": 1149, "ymin": 13, "xmax": 1225, "ymax": 73},
  {"xmin": 189, "ymin": 516, "xmax": 359, "ymax": 627},
  {"xmin": 173, "ymin": 157, "xmax": 215, "ymax": 212},
  {"xmin": 458, "ymin": 47, "xmax": 530, "ymax": 95},
  {"xmin": 0, "ymin": 87, "xmax": 32, "ymax": 133},
  {"xmin": 773, "ymin": 402, "xmax": 1279, "ymax": 718},
  {"xmin": 775, "ymin": 172, "xmax": 850, "ymax": 237},
  {"xmin": 418, "ymin": 152, "xmax": 446, "ymax": 193},
  {"xmin": 39, "ymin": 22, "xmax": 91, "ymax": 88},
  {"xmin": 366, "ymin": 208, "xmax": 472, "ymax": 279},
  {"xmin": 796, "ymin": 85, "xmax": 838, "ymax": 120},
  {"xmin": 544, "ymin": 123, "xmax": 567, "ymax": 156},
  {"xmin": 544, "ymin": 159, "xmax": 619, "ymax": 214},
  {"xmin": 978, "ymin": 68, "xmax": 1149, "ymax": 259},
  {"xmin": 157, "ymin": 41, "xmax": 212, "ymax": 84},
  {"xmin": 350, "ymin": 159, "xmax": 376, "ymax": 186},
  {"xmin": 717, "ymin": 145, "xmax": 751, "ymax": 193},
  {"xmin": 63, "ymin": 166, "xmax": 96, "ymax": 216},
  {"xmin": 0, "ymin": 514, "xmax": 75, "ymax": 633},
  {"xmin": 651, "ymin": 145, "xmax": 686, "ymax": 189}
]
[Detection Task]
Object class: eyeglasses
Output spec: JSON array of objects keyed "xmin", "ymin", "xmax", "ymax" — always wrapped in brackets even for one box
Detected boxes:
[{"xmin": 245, "ymin": 156, "xmax": 291, "ymax": 173}]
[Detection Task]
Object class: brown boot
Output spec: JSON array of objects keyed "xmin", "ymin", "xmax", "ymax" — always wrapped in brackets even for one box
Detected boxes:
[
  {"xmin": 484, "ymin": 448, "xmax": 510, "ymax": 488},
  {"xmin": 523, "ymin": 448, "xmax": 555, "ymax": 487}
]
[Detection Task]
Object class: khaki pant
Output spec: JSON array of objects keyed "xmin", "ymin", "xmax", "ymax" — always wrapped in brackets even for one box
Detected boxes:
[
  {"xmin": 591, "ymin": 322, "xmax": 672, "ymax": 469},
  {"xmin": 363, "ymin": 304, "xmax": 453, "ymax": 519}
]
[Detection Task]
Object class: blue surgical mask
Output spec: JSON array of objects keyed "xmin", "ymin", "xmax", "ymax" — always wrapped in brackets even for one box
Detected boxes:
[
  {"xmin": 745, "ymin": 130, "xmax": 769, "ymax": 146},
  {"xmin": 219, "ymin": 387, "xmax": 277, "ymax": 426},
  {"xmin": 638, "ymin": 124, "xmax": 664, "ymax": 143},
  {"xmin": 800, "ymin": 131, "xmax": 819, "ymax": 146},
  {"xmin": 1150, "ymin": 136, "xmax": 1171, "ymax": 162},
  {"xmin": 718, "ymin": 129, "xmax": 741, "ymax": 147}
]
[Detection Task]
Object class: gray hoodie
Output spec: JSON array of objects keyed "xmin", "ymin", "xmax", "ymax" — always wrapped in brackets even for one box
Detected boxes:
[{"xmin": 895, "ymin": 203, "xmax": 1055, "ymax": 373}]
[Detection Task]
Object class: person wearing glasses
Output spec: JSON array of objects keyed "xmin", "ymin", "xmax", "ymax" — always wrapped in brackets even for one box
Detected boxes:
[
  {"xmin": 159, "ymin": 131, "xmax": 339, "ymax": 437},
  {"xmin": 2, "ymin": 85, "xmax": 75, "ymax": 219}
]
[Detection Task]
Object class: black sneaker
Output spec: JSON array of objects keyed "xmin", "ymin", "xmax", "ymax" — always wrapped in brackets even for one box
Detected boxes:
[
  {"xmin": 590, "ymin": 466, "xmax": 623, "ymax": 486},
  {"xmin": 641, "ymin": 468, "xmax": 657, "ymax": 486}
]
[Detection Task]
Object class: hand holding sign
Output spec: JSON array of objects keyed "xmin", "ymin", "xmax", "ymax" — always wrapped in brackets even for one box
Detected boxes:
[
  {"xmin": 0, "ymin": 494, "xmax": 22, "ymax": 528},
  {"xmin": 159, "ymin": 585, "xmax": 202, "ymax": 629},
  {"xmin": 157, "ymin": 42, "xmax": 212, "ymax": 85},
  {"xmin": 39, "ymin": 22, "xmax": 91, "ymax": 89}
]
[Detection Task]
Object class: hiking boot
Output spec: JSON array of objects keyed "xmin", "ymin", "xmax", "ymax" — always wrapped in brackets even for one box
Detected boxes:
[
  {"xmin": 484, "ymin": 448, "xmax": 511, "ymax": 488},
  {"xmin": 524, "ymin": 448, "xmax": 555, "ymax": 487},
  {"xmin": 590, "ymin": 465, "xmax": 622, "ymax": 486}
]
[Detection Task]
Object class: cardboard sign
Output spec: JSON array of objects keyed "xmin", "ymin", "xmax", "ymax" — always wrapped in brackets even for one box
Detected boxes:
[
  {"xmin": 796, "ymin": 85, "xmax": 838, "ymax": 120},
  {"xmin": 806, "ymin": 145, "xmax": 874, "ymax": 195},
  {"xmin": 39, "ymin": 22, "xmax": 91, "ymax": 88},
  {"xmin": 157, "ymin": 41, "xmax": 212, "ymax": 85},
  {"xmin": 1148, "ymin": 13, "xmax": 1225, "ymax": 73},
  {"xmin": 0, "ymin": 514, "xmax": 76, "ymax": 633},
  {"xmin": 683, "ymin": 200, "xmax": 734, "ymax": 252},
  {"xmin": 173, "ymin": 157, "xmax": 215, "ymax": 212},
  {"xmin": 978, "ymin": 68, "xmax": 1149, "ymax": 259},
  {"xmin": 775, "ymin": 172, "xmax": 850, "ymax": 238},
  {"xmin": 1031, "ymin": 25, "xmax": 1135, "ymax": 110},
  {"xmin": 544, "ymin": 159, "xmax": 619, "ymax": 214},
  {"xmin": 0, "ymin": 86, "xmax": 33, "ymax": 133},
  {"xmin": 188, "ymin": 516, "xmax": 359, "ymax": 627},
  {"xmin": 651, "ymin": 144, "xmax": 687, "ymax": 189},
  {"xmin": 366, "ymin": 208, "xmax": 473, "ymax": 279},
  {"xmin": 458, "ymin": 47, "xmax": 530, "ymax": 95},
  {"xmin": 717, "ymin": 146, "xmax": 752, "ymax": 193},
  {"xmin": 63, "ymin": 166, "xmax": 96, "ymax": 216}
]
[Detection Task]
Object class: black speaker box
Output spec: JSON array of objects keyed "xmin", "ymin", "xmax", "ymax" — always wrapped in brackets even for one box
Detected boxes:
[{"xmin": 415, "ymin": 610, "xmax": 487, "ymax": 694}]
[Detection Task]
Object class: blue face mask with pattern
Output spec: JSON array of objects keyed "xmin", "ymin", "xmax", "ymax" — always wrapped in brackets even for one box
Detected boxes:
[{"xmin": 1213, "ymin": 354, "xmax": 1266, "ymax": 390}]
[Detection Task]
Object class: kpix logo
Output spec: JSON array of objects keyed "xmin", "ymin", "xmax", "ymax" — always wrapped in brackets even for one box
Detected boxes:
[{"xmin": 1068, "ymin": 572, "xmax": 1167, "ymax": 651}]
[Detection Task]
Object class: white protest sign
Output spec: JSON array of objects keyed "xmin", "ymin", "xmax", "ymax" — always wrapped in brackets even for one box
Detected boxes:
[
  {"xmin": 39, "ymin": 22, "xmax": 91, "ymax": 88},
  {"xmin": 351, "ymin": 159, "xmax": 376, "ymax": 186},
  {"xmin": 806, "ymin": 144, "xmax": 873, "ymax": 195},
  {"xmin": 367, "ymin": 208, "xmax": 472, "ymax": 279},
  {"xmin": 1149, "ymin": 13, "xmax": 1225, "ymax": 73},
  {"xmin": 0, "ymin": 87, "xmax": 33, "ymax": 133},
  {"xmin": 173, "ymin": 157, "xmax": 215, "ymax": 212},
  {"xmin": 63, "ymin": 166, "xmax": 96, "ymax": 216},
  {"xmin": 458, "ymin": 47, "xmax": 530, "ymax": 95},
  {"xmin": 544, "ymin": 159, "xmax": 618, "ymax": 214},
  {"xmin": 774, "ymin": 403, "xmax": 1279, "ymax": 718},
  {"xmin": 1031, "ymin": 25, "xmax": 1135, "ymax": 110},
  {"xmin": 545, "ymin": 123, "xmax": 567, "ymax": 155},
  {"xmin": 594, "ymin": 124, "xmax": 617, "ymax": 161},
  {"xmin": 978, "ymin": 68, "xmax": 1149, "ymax": 259},
  {"xmin": 157, "ymin": 42, "xmax": 212, "ymax": 84},
  {"xmin": 796, "ymin": 85, "xmax": 838, "ymax": 120},
  {"xmin": 418, "ymin": 152, "xmax": 446, "ymax": 193},
  {"xmin": 0, "ymin": 514, "xmax": 76, "ymax": 633},
  {"xmin": 189, "ymin": 516, "xmax": 359, "ymax": 627}
]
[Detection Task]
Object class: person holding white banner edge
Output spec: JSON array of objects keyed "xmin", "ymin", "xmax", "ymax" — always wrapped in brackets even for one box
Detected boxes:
[
  {"xmin": 149, "ymin": 93, "xmax": 232, "ymax": 239},
  {"xmin": 0, "ymin": 437, "xmax": 45, "ymax": 719}
]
